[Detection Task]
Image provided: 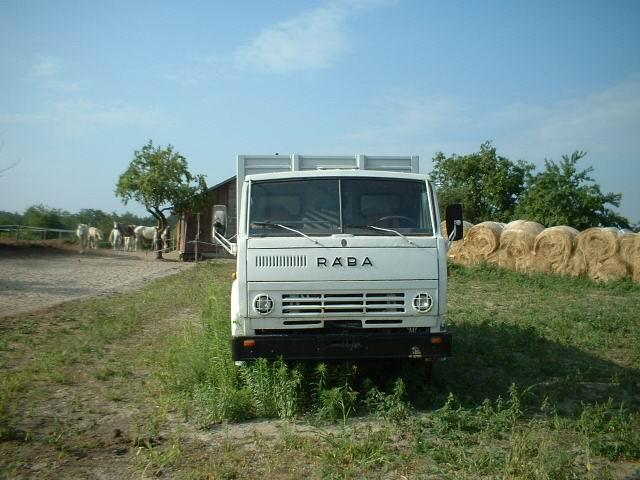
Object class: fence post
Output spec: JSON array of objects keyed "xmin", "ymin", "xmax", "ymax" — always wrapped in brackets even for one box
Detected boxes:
[{"xmin": 195, "ymin": 213, "xmax": 200, "ymax": 263}]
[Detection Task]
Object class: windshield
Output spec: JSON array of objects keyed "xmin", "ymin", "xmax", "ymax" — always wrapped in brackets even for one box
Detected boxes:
[{"xmin": 249, "ymin": 177, "xmax": 433, "ymax": 237}]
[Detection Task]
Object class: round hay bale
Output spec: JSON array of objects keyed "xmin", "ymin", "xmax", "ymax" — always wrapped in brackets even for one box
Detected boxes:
[
  {"xmin": 465, "ymin": 221, "xmax": 504, "ymax": 257},
  {"xmin": 533, "ymin": 226, "xmax": 579, "ymax": 274},
  {"xmin": 619, "ymin": 232, "xmax": 640, "ymax": 264},
  {"xmin": 588, "ymin": 255, "xmax": 631, "ymax": 282},
  {"xmin": 619, "ymin": 232, "xmax": 640, "ymax": 283},
  {"xmin": 577, "ymin": 227, "xmax": 631, "ymax": 282},
  {"xmin": 498, "ymin": 220, "xmax": 545, "ymax": 272},
  {"xmin": 576, "ymin": 227, "xmax": 620, "ymax": 264}
]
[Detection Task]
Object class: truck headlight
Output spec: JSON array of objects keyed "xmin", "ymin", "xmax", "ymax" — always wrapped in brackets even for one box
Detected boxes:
[
  {"xmin": 412, "ymin": 293, "xmax": 433, "ymax": 313},
  {"xmin": 253, "ymin": 294, "xmax": 274, "ymax": 315}
]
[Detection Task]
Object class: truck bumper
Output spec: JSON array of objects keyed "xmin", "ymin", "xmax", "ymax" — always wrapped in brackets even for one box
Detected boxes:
[{"xmin": 232, "ymin": 331, "xmax": 452, "ymax": 361}]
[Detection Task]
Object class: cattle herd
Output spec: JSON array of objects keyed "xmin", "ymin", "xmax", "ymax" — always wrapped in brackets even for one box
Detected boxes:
[{"xmin": 75, "ymin": 222, "xmax": 171, "ymax": 253}]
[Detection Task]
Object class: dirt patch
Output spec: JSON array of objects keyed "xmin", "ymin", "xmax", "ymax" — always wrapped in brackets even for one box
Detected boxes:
[{"xmin": 0, "ymin": 247, "xmax": 195, "ymax": 319}]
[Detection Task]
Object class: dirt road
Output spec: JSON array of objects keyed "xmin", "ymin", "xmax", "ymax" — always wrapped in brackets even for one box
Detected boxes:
[{"xmin": 0, "ymin": 246, "xmax": 195, "ymax": 318}]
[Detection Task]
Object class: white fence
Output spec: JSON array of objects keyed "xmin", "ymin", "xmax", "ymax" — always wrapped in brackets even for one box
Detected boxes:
[{"xmin": 0, "ymin": 225, "xmax": 76, "ymax": 240}]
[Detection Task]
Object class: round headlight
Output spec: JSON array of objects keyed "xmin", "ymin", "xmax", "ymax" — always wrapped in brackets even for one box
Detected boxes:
[
  {"xmin": 412, "ymin": 293, "xmax": 433, "ymax": 313},
  {"xmin": 253, "ymin": 294, "xmax": 274, "ymax": 315}
]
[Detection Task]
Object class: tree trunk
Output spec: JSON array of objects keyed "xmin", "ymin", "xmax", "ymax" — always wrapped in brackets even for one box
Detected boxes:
[{"xmin": 148, "ymin": 208, "xmax": 167, "ymax": 260}]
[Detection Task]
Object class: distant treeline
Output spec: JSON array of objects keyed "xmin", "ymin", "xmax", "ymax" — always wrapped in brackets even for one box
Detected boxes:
[{"xmin": 0, "ymin": 204, "xmax": 178, "ymax": 239}]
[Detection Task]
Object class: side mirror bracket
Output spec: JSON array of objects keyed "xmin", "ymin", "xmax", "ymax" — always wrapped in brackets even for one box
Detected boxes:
[
  {"xmin": 445, "ymin": 204, "xmax": 464, "ymax": 242},
  {"xmin": 212, "ymin": 204, "xmax": 237, "ymax": 255},
  {"xmin": 212, "ymin": 205, "xmax": 228, "ymax": 237}
]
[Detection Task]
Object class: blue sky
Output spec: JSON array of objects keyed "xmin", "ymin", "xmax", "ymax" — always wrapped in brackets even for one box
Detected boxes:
[{"xmin": 1, "ymin": 0, "xmax": 639, "ymax": 222}]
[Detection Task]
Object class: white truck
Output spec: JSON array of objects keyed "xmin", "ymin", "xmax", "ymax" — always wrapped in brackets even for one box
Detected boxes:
[{"xmin": 213, "ymin": 154, "xmax": 463, "ymax": 363}]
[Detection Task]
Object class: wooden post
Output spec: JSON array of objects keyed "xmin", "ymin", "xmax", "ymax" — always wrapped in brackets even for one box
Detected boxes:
[{"xmin": 195, "ymin": 212, "xmax": 200, "ymax": 263}]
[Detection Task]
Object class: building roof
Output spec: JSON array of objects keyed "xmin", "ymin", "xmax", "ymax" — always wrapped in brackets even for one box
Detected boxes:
[{"xmin": 206, "ymin": 175, "xmax": 236, "ymax": 193}]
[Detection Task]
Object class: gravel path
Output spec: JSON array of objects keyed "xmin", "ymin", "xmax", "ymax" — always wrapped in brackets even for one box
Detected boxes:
[{"xmin": 0, "ymin": 247, "xmax": 196, "ymax": 318}]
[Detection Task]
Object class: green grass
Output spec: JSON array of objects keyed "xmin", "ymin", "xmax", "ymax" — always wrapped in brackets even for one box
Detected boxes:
[
  {"xmin": 2, "ymin": 260, "xmax": 639, "ymax": 479},
  {"xmin": 156, "ymin": 262, "xmax": 640, "ymax": 479},
  {"xmin": 0, "ymin": 262, "xmax": 228, "ymax": 443}
]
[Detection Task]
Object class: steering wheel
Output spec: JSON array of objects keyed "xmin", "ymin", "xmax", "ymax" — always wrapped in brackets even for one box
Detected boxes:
[{"xmin": 371, "ymin": 215, "xmax": 417, "ymax": 227}]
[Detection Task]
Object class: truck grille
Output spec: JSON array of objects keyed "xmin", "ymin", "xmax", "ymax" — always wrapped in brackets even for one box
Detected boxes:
[
  {"xmin": 282, "ymin": 292, "xmax": 405, "ymax": 315},
  {"xmin": 255, "ymin": 255, "xmax": 307, "ymax": 268}
]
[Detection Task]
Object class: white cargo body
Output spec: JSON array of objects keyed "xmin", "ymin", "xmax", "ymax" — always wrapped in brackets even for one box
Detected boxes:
[{"xmin": 214, "ymin": 154, "xmax": 456, "ymax": 361}]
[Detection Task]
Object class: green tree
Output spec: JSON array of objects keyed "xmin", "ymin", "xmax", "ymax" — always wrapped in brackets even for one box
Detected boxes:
[
  {"xmin": 115, "ymin": 140, "xmax": 207, "ymax": 258},
  {"xmin": 431, "ymin": 142, "xmax": 534, "ymax": 223},
  {"xmin": 23, "ymin": 204, "xmax": 68, "ymax": 229},
  {"xmin": 0, "ymin": 210, "xmax": 22, "ymax": 225},
  {"xmin": 514, "ymin": 151, "xmax": 629, "ymax": 229},
  {"xmin": 22, "ymin": 204, "xmax": 70, "ymax": 239},
  {"xmin": 75, "ymin": 208, "xmax": 113, "ymax": 237},
  {"xmin": 111, "ymin": 211, "xmax": 156, "ymax": 227}
]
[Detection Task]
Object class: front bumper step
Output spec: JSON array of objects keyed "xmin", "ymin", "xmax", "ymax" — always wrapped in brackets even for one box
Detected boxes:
[{"xmin": 232, "ymin": 331, "xmax": 451, "ymax": 361}]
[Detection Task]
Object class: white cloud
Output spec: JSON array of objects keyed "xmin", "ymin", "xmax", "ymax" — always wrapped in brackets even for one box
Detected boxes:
[
  {"xmin": 337, "ymin": 79, "xmax": 640, "ymax": 218},
  {"xmin": 234, "ymin": 0, "xmax": 388, "ymax": 73},
  {"xmin": 338, "ymin": 79, "xmax": 640, "ymax": 160},
  {"xmin": 475, "ymin": 80, "xmax": 640, "ymax": 167},
  {"xmin": 159, "ymin": 1, "xmax": 390, "ymax": 85},
  {"xmin": 29, "ymin": 55, "xmax": 82, "ymax": 92},
  {"xmin": 160, "ymin": 55, "xmax": 230, "ymax": 87},
  {"xmin": 30, "ymin": 56, "xmax": 61, "ymax": 78}
]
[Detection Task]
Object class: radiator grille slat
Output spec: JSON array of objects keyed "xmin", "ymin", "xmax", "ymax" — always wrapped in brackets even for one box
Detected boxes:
[{"xmin": 282, "ymin": 292, "xmax": 405, "ymax": 315}]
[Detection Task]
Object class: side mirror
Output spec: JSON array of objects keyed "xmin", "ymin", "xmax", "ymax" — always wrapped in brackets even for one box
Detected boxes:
[
  {"xmin": 213, "ymin": 205, "xmax": 228, "ymax": 237},
  {"xmin": 445, "ymin": 204, "xmax": 464, "ymax": 241}
]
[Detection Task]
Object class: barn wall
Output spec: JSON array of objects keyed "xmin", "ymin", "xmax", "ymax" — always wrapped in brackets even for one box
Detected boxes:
[{"xmin": 178, "ymin": 178, "xmax": 236, "ymax": 259}]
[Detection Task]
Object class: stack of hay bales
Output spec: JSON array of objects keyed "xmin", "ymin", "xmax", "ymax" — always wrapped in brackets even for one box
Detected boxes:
[
  {"xmin": 577, "ymin": 227, "xmax": 630, "ymax": 282},
  {"xmin": 445, "ymin": 218, "xmax": 640, "ymax": 284}
]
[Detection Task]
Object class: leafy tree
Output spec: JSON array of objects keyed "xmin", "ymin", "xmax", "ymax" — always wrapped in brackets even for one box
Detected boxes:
[
  {"xmin": 23, "ymin": 204, "xmax": 68, "ymax": 229},
  {"xmin": 112, "ymin": 211, "xmax": 156, "ymax": 227},
  {"xmin": 0, "ymin": 210, "xmax": 22, "ymax": 225},
  {"xmin": 115, "ymin": 140, "xmax": 207, "ymax": 258},
  {"xmin": 22, "ymin": 204, "xmax": 70, "ymax": 238},
  {"xmin": 431, "ymin": 142, "xmax": 534, "ymax": 223},
  {"xmin": 514, "ymin": 151, "xmax": 629, "ymax": 229},
  {"xmin": 74, "ymin": 208, "xmax": 114, "ymax": 237}
]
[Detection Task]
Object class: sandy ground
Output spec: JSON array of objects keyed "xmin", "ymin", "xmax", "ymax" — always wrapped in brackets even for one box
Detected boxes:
[{"xmin": 0, "ymin": 246, "xmax": 195, "ymax": 318}]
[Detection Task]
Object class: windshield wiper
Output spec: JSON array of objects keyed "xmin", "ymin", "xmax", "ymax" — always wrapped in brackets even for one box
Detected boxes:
[
  {"xmin": 252, "ymin": 222, "xmax": 325, "ymax": 246},
  {"xmin": 345, "ymin": 224, "xmax": 417, "ymax": 247}
]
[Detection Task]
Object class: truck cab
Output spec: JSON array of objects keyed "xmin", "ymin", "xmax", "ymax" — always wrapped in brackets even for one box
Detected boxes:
[{"xmin": 214, "ymin": 154, "xmax": 461, "ymax": 362}]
